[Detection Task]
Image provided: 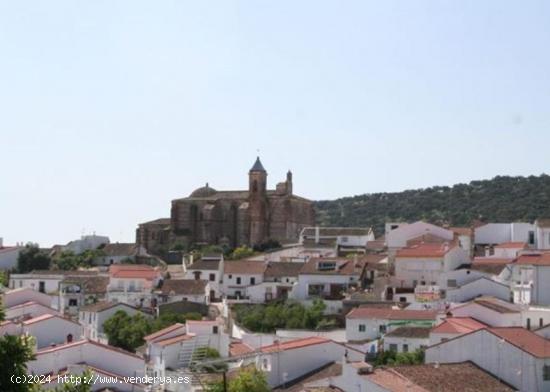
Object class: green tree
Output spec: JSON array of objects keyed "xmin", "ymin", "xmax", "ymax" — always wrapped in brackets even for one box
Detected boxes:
[
  {"xmin": 0, "ymin": 300, "xmax": 37, "ymax": 392},
  {"xmin": 17, "ymin": 244, "xmax": 50, "ymax": 273},
  {"xmin": 0, "ymin": 270, "xmax": 9, "ymax": 287},
  {"xmin": 229, "ymin": 246, "xmax": 255, "ymax": 260},
  {"xmin": 206, "ymin": 368, "xmax": 270, "ymax": 392},
  {"xmin": 373, "ymin": 349, "xmax": 424, "ymax": 367},
  {"xmin": 54, "ymin": 251, "xmax": 80, "ymax": 271}
]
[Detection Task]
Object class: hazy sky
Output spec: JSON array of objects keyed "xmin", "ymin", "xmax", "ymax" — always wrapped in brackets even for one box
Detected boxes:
[{"xmin": 1, "ymin": 1, "xmax": 550, "ymax": 246}]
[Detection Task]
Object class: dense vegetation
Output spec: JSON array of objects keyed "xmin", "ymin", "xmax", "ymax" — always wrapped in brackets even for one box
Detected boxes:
[
  {"xmin": 103, "ymin": 310, "xmax": 202, "ymax": 352},
  {"xmin": 17, "ymin": 244, "xmax": 51, "ymax": 273},
  {"xmin": 233, "ymin": 299, "xmax": 337, "ymax": 333},
  {"xmin": 315, "ymin": 175, "xmax": 550, "ymax": 234},
  {"xmin": 206, "ymin": 367, "xmax": 270, "ymax": 392},
  {"xmin": 373, "ymin": 349, "xmax": 425, "ymax": 367}
]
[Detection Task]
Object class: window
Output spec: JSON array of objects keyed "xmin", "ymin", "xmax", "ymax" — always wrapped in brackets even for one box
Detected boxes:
[
  {"xmin": 412, "ymin": 280, "xmax": 418, "ymax": 287},
  {"xmin": 389, "ymin": 344, "xmax": 398, "ymax": 352},
  {"xmin": 250, "ymin": 277, "xmax": 256, "ymax": 285},
  {"xmin": 359, "ymin": 324, "xmax": 366, "ymax": 332},
  {"xmin": 541, "ymin": 318, "xmax": 545, "ymax": 328},
  {"xmin": 69, "ymin": 299, "xmax": 78, "ymax": 307},
  {"xmin": 317, "ymin": 262, "xmax": 336, "ymax": 271},
  {"xmin": 399, "ymin": 297, "xmax": 407, "ymax": 303},
  {"xmin": 402, "ymin": 344, "xmax": 409, "ymax": 353},
  {"xmin": 527, "ymin": 318, "xmax": 531, "ymax": 330},
  {"xmin": 341, "ymin": 236, "xmax": 348, "ymax": 243},
  {"xmin": 447, "ymin": 279, "xmax": 457, "ymax": 288},
  {"xmin": 212, "ymin": 326, "xmax": 219, "ymax": 334},
  {"xmin": 39, "ymin": 281, "xmax": 45, "ymax": 293},
  {"xmin": 236, "ymin": 277, "xmax": 241, "ymax": 285},
  {"xmin": 88, "ymin": 313, "xmax": 92, "ymax": 323},
  {"xmin": 308, "ymin": 284, "xmax": 323, "ymax": 296},
  {"xmin": 228, "ymin": 274, "xmax": 232, "ymax": 279},
  {"xmin": 379, "ymin": 325, "xmax": 387, "ymax": 334},
  {"xmin": 235, "ymin": 291, "xmax": 241, "ymax": 298},
  {"xmin": 209, "ymin": 274, "xmax": 215, "ymax": 282},
  {"xmin": 19, "ymin": 280, "xmax": 22, "ymax": 288},
  {"xmin": 529, "ymin": 231, "xmax": 535, "ymax": 245},
  {"xmin": 544, "ymin": 365, "xmax": 550, "ymax": 381}
]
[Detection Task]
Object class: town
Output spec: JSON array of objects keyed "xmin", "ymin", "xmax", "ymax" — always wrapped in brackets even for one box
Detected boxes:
[{"xmin": 1, "ymin": 158, "xmax": 550, "ymax": 392}]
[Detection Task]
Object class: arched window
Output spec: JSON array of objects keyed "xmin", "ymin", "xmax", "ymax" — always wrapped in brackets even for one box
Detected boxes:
[
  {"xmin": 66, "ymin": 334, "xmax": 73, "ymax": 343},
  {"xmin": 253, "ymin": 180, "xmax": 258, "ymax": 192}
]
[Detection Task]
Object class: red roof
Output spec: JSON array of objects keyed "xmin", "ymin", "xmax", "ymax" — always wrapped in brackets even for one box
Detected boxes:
[
  {"xmin": 489, "ymin": 327, "xmax": 550, "ymax": 358},
  {"xmin": 347, "ymin": 307, "xmax": 437, "ymax": 321},
  {"xmin": 494, "ymin": 242, "xmax": 527, "ymax": 249},
  {"xmin": 36, "ymin": 339, "xmax": 142, "ymax": 359},
  {"xmin": 432, "ymin": 317, "xmax": 487, "ymax": 334},
  {"xmin": 261, "ymin": 337, "xmax": 330, "ymax": 353},
  {"xmin": 155, "ymin": 333, "xmax": 194, "ymax": 347},
  {"xmin": 230, "ymin": 342, "xmax": 255, "ymax": 357},
  {"xmin": 396, "ymin": 243, "xmax": 454, "ymax": 258},
  {"xmin": 143, "ymin": 323, "xmax": 185, "ymax": 341},
  {"xmin": 472, "ymin": 257, "xmax": 514, "ymax": 265},
  {"xmin": 109, "ymin": 264, "xmax": 159, "ymax": 280},
  {"xmin": 23, "ymin": 313, "xmax": 80, "ymax": 326},
  {"xmin": 516, "ymin": 253, "xmax": 550, "ymax": 266}
]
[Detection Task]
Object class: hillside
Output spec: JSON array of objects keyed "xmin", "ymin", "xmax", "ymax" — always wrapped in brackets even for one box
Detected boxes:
[{"xmin": 314, "ymin": 174, "xmax": 550, "ymax": 236}]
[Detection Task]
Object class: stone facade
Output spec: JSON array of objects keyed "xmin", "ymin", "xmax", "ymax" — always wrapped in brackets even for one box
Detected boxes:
[{"xmin": 137, "ymin": 158, "xmax": 315, "ymax": 254}]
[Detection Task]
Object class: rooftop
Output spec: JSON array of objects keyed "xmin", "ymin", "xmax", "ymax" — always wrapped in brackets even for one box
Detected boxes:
[
  {"xmin": 385, "ymin": 326, "xmax": 431, "ymax": 339},
  {"xmin": 187, "ymin": 259, "xmax": 220, "ymax": 271},
  {"xmin": 79, "ymin": 301, "xmax": 138, "ymax": 313},
  {"xmin": 347, "ymin": 307, "xmax": 437, "ymax": 321},
  {"xmin": 159, "ymin": 279, "xmax": 208, "ymax": 296},
  {"xmin": 143, "ymin": 323, "xmax": 185, "ymax": 342},
  {"xmin": 261, "ymin": 337, "xmax": 330, "ymax": 353},
  {"xmin": 516, "ymin": 253, "xmax": 550, "ymax": 266},
  {"xmin": 264, "ymin": 262, "xmax": 304, "ymax": 278},
  {"xmin": 224, "ymin": 260, "xmax": 267, "ymax": 275},
  {"xmin": 368, "ymin": 361, "xmax": 515, "ymax": 392},
  {"xmin": 494, "ymin": 242, "xmax": 527, "ymax": 249},
  {"xmin": 300, "ymin": 257, "xmax": 365, "ymax": 276},
  {"xmin": 396, "ymin": 243, "xmax": 454, "ymax": 258},
  {"xmin": 109, "ymin": 264, "xmax": 159, "ymax": 280},
  {"xmin": 431, "ymin": 317, "xmax": 487, "ymax": 335}
]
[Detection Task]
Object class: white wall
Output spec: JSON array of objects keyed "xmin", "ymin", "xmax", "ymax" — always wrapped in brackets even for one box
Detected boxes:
[
  {"xmin": 383, "ymin": 335, "xmax": 429, "ymax": 353},
  {"xmin": 24, "ymin": 317, "xmax": 82, "ymax": 348},
  {"xmin": 222, "ymin": 273, "xmax": 264, "ymax": 297},
  {"xmin": 5, "ymin": 302, "xmax": 59, "ymax": 320},
  {"xmin": 445, "ymin": 278, "xmax": 511, "ymax": 302},
  {"xmin": 275, "ymin": 329, "xmax": 347, "ymax": 343},
  {"xmin": 475, "ymin": 223, "xmax": 534, "ymax": 245},
  {"xmin": 450, "ymin": 303, "xmax": 521, "ymax": 327},
  {"xmin": 2, "ymin": 288, "xmax": 53, "ymax": 308},
  {"xmin": 9, "ymin": 275, "xmax": 63, "ymax": 294},
  {"xmin": 29, "ymin": 341, "xmax": 145, "ymax": 378},
  {"xmin": 260, "ymin": 342, "xmax": 363, "ymax": 388},
  {"xmin": 0, "ymin": 247, "xmax": 21, "ymax": 270},
  {"xmin": 426, "ymin": 329, "xmax": 547, "ymax": 392},
  {"xmin": 387, "ymin": 222, "xmax": 453, "ymax": 249}
]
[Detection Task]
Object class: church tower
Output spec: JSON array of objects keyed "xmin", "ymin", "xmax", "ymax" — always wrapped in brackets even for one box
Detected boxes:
[{"xmin": 248, "ymin": 157, "xmax": 268, "ymax": 246}]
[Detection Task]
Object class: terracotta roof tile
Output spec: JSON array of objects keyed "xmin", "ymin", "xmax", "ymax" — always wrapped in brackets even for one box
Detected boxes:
[
  {"xmin": 159, "ymin": 279, "xmax": 208, "ymax": 295},
  {"xmin": 261, "ymin": 337, "xmax": 330, "ymax": 353},
  {"xmin": 516, "ymin": 253, "xmax": 550, "ymax": 266},
  {"xmin": 224, "ymin": 260, "xmax": 266, "ymax": 274},
  {"xmin": 385, "ymin": 327, "xmax": 431, "ymax": 339},
  {"xmin": 230, "ymin": 341, "xmax": 255, "ymax": 356},
  {"xmin": 347, "ymin": 307, "xmax": 437, "ymax": 321},
  {"xmin": 143, "ymin": 323, "xmax": 185, "ymax": 341},
  {"xmin": 431, "ymin": 317, "xmax": 487, "ymax": 334},
  {"xmin": 396, "ymin": 243, "xmax": 454, "ymax": 258}
]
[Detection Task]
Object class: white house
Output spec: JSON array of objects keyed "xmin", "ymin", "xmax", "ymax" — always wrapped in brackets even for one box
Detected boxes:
[
  {"xmin": 292, "ymin": 257, "xmax": 366, "ymax": 301},
  {"xmin": 9, "ymin": 270, "xmax": 100, "ymax": 295},
  {"xmin": 62, "ymin": 234, "xmax": 110, "ymax": 254},
  {"xmin": 28, "ymin": 339, "xmax": 146, "ymax": 379},
  {"xmin": 2, "ymin": 287, "xmax": 53, "ymax": 308},
  {"xmin": 511, "ymin": 252, "xmax": 550, "ymax": 306},
  {"xmin": 445, "ymin": 276, "xmax": 511, "ymax": 303},
  {"xmin": 22, "ymin": 314, "xmax": 82, "ymax": 348},
  {"xmin": 345, "ymin": 307, "xmax": 437, "ymax": 342},
  {"xmin": 493, "ymin": 241, "xmax": 528, "ymax": 258},
  {"xmin": 0, "ymin": 242, "xmax": 23, "ymax": 270},
  {"xmin": 156, "ymin": 279, "xmax": 211, "ymax": 305},
  {"xmin": 394, "ymin": 243, "xmax": 470, "ymax": 288},
  {"xmin": 449, "ymin": 296, "xmax": 523, "ymax": 327},
  {"xmin": 474, "ymin": 222, "xmax": 535, "ymax": 246},
  {"xmin": 222, "ymin": 260, "xmax": 266, "ymax": 298},
  {"xmin": 426, "ymin": 327, "xmax": 550, "ymax": 392},
  {"xmin": 246, "ymin": 262, "xmax": 303, "ymax": 303},
  {"xmin": 4, "ymin": 301, "xmax": 59, "ymax": 321},
  {"xmin": 93, "ymin": 243, "xmax": 146, "ymax": 266},
  {"xmin": 184, "ymin": 256, "xmax": 223, "ymax": 299},
  {"xmin": 257, "ymin": 337, "xmax": 364, "ymax": 388},
  {"xmin": 429, "ymin": 316, "xmax": 487, "ymax": 345},
  {"xmin": 186, "ymin": 319, "xmax": 230, "ymax": 357},
  {"xmin": 79, "ymin": 301, "xmax": 145, "ymax": 342},
  {"xmin": 299, "ymin": 226, "xmax": 375, "ymax": 254},
  {"xmin": 382, "ymin": 326, "xmax": 430, "ymax": 353},
  {"xmin": 386, "ymin": 221, "xmax": 454, "ymax": 250},
  {"xmin": 107, "ymin": 264, "xmax": 162, "ymax": 307}
]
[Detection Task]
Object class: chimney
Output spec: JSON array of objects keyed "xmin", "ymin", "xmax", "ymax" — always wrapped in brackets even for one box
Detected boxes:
[
  {"xmin": 0, "ymin": 237, "xmax": 3, "ymax": 248},
  {"xmin": 315, "ymin": 226, "xmax": 320, "ymax": 244}
]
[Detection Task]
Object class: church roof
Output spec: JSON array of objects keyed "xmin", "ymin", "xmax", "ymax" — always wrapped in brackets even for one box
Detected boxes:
[
  {"xmin": 190, "ymin": 183, "xmax": 217, "ymax": 198},
  {"xmin": 249, "ymin": 156, "xmax": 266, "ymax": 172}
]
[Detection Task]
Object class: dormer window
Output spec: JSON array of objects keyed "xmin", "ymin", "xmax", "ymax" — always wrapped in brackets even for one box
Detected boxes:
[{"xmin": 317, "ymin": 262, "xmax": 336, "ymax": 271}]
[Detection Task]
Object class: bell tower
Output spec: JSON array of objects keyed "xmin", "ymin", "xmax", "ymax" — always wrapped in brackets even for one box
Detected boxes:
[{"xmin": 248, "ymin": 157, "xmax": 268, "ymax": 246}]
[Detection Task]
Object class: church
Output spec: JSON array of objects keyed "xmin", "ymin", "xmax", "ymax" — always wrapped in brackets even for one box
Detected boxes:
[{"xmin": 136, "ymin": 157, "xmax": 315, "ymax": 254}]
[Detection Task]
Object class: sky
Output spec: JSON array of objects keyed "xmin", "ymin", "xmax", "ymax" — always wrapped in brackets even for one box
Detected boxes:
[{"xmin": 1, "ymin": 1, "xmax": 550, "ymax": 246}]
